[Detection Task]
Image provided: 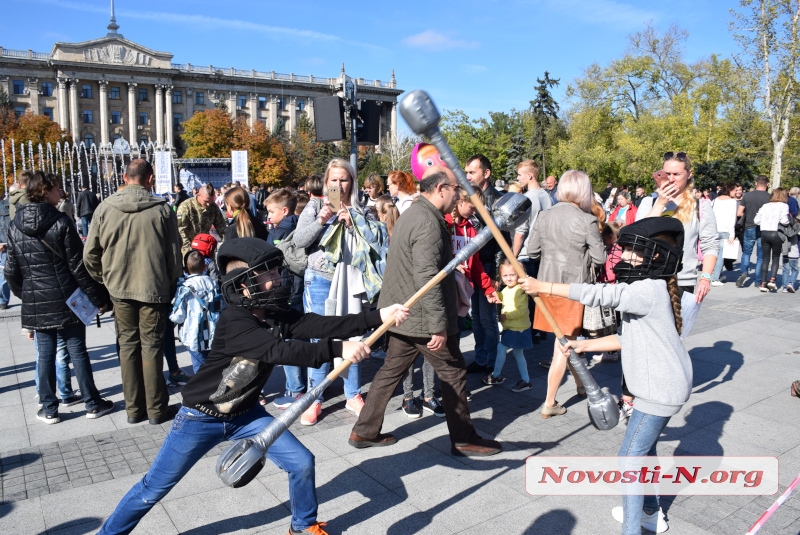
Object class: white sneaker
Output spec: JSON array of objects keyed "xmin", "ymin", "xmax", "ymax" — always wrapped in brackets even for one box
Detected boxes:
[
  {"xmin": 612, "ymin": 506, "xmax": 668, "ymax": 533},
  {"xmin": 711, "ymin": 280, "xmax": 724, "ymax": 287}
]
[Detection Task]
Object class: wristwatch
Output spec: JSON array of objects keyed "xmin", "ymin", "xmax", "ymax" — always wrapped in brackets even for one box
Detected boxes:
[{"xmin": 700, "ymin": 273, "xmax": 712, "ymax": 283}]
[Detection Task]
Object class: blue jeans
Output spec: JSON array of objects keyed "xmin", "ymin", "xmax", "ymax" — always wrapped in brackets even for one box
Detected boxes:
[
  {"xmin": 618, "ymin": 410, "xmax": 671, "ymax": 535},
  {"xmin": 783, "ymin": 256, "xmax": 798, "ymax": 289},
  {"xmin": 712, "ymin": 232, "xmax": 729, "ymax": 282},
  {"xmin": 283, "ymin": 365, "xmax": 306, "ymax": 395},
  {"xmin": 303, "ymin": 269, "xmax": 360, "ymax": 400},
  {"xmin": 36, "ymin": 323, "xmax": 102, "ymax": 415},
  {"xmin": 97, "ymin": 405, "xmax": 318, "ymax": 535},
  {"xmin": 80, "ymin": 215, "xmax": 92, "ymax": 237},
  {"xmin": 34, "ymin": 332, "xmax": 75, "ymax": 400},
  {"xmin": 740, "ymin": 227, "xmax": 763, "ymax": 284},
  {"xmin": 471, "ymin": 289, "xmax": 498, "ymax": 368},
  {"xmin": 0, "ymin": 250, "xmax": 10, "ymax": 306},
  {"xmin": 492, "ymin": 344, "xmax": 530, "ymax": 383},
  {"xmin": 187, "ymin": 350, "xmax": 208, "ymax": 373}
]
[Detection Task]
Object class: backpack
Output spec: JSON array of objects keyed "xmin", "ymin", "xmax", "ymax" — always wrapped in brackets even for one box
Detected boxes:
[{"xmin": 276, "ymin": 229, "xmax": 312, "ymax": 277}]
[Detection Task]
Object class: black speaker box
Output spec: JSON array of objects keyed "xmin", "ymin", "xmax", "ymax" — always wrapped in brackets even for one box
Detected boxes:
[
  {"xmin": 356, "ymin": 100, "xmax": 381, "ymax": 146},
  {"xmin": 314, "ymin": 96, "xmax": 346, "ymax": 142}
]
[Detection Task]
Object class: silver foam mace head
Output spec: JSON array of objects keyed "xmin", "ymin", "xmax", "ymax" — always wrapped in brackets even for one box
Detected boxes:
[
  {"xmin": 493, "ymin": 192, "xmax": 531, "ymax": 232},
  {"xmin": 398, "ymin": 90, "xmax": 441, "ymax": 138}
]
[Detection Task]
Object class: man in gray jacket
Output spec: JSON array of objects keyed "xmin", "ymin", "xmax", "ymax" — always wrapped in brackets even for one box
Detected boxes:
[
  {"xmin": 84, "ymin": 159, "xmax": 182, "ymax": 425},
  {"xmin": 350, "ymin": 167, "xmax": 502, "ymax": 457}
]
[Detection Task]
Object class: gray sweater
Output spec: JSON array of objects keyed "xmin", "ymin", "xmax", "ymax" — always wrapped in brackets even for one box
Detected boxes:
[{"xmin": 569, "ymin": 280, "xmax": 692, "ymax": 417}]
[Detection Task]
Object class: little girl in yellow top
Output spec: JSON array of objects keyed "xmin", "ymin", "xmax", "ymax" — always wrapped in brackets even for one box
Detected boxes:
[{"xmin": 483, "ymin": 259, "xmax": 533, "ymax": 392}]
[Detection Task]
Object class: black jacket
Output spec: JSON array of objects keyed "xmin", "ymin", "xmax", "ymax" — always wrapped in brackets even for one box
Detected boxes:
[
  {"xmin": 181, "ymin": 306, "xmax": 382, "ymax": 418},
  {"xmin": 0, "ymin": 197, "xmax": 9, "ymax": 244},
  {"xmin": 5, "ymin": 202, "xmax": 109, "ymax": 330},
  {"xmin": 75, "ymin": 189, "xmax": 100, "ymax": 217},
  {"xmin": 472, "ymin": 182, "xmax": 507, "ymax": 279},
  {"xmin": 174, "ymin": 189, "xmax": 190, "ymax": 208}
]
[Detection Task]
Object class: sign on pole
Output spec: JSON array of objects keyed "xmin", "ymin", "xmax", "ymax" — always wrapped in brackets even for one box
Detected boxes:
[
  {"xmin": 231, "ymin": 150, "xmax": 248, "ymax": 188},
  {"xmin": 154, "ymin": 150, "xmax": 172, "ymax": 194}
]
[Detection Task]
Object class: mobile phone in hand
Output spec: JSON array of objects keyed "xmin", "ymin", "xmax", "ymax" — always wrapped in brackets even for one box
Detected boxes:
[{"xmin": 328, "ymin": 186, "xmax": 341, "ymax": 212}]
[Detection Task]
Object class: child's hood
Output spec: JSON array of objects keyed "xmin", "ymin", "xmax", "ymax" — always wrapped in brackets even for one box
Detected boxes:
[
  {"xmin": 277, "ymin": 214, "xmax": 299, "ymax": 230},
  {"xmin": 183, "ymin": 274, "xmax": 219, "ymax": 292}
]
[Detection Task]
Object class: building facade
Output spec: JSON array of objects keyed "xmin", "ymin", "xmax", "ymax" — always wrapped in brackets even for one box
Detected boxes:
[{"xmin": 0, "ymin": 20, "xmax": 401, "ymax": 153}]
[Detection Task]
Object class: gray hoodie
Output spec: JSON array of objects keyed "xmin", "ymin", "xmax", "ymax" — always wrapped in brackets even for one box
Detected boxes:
[{"xmin": 570, "ymin": 280, "xmax": 692, "ymax": 417}]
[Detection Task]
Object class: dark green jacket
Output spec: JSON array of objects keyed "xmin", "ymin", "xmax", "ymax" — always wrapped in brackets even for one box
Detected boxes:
[
  {"xmin": 9, "ymin": 188, "xmax": 29, "ymax": 220},
  {"xmin": 377, "ymin": 195, "xmax": 458, "ymax": 337},
  {"xmin": 83, "ymin": 184, "xmax": 182, "ymax": 303}
]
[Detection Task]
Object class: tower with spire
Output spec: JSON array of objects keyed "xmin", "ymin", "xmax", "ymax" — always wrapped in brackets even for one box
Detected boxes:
[{"xmin": 106, "ymin": 0, "xmax": 122, "ymax": 38}]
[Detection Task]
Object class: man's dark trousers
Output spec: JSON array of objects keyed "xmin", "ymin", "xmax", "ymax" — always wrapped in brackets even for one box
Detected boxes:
[
  {"xmin": 353, "ymin": 332, "xmax": 479, "ymax": 445},
  {"xmin": 113, "ymin": 298, "xmax": 169, "ymax": 420}
]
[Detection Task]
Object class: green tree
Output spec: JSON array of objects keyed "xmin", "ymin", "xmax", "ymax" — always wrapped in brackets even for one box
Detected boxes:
[
  {"xmin": 181, "ymin": 109, "xmax": 234, "ymax": 158},
  {"xmin": 530, "ymin": 72, "xmax": 560, "ymax": 177},
  {"xmin": 504, "ymin": 127, "xmax": 527, "ymax": 182}
]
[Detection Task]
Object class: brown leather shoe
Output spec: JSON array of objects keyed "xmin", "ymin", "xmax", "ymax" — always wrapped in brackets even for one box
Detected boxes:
[
  {"xmin": 348, "ymin": 431, "xmax": 397, "ymax": 449},
  {"xmin": 451, "ymin": 437, "xmax": 502, "ymax": 457}
]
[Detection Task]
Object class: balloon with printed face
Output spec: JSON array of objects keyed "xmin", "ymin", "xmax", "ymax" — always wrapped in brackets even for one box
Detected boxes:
[{"xmin": 411, "ymin": 143, "xmax": 446, "ymax": 181}]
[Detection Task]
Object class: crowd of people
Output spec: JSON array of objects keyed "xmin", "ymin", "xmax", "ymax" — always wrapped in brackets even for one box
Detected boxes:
[{"xmin": 0, "ymin": 145, "xmax": 796, "ymax": 535}]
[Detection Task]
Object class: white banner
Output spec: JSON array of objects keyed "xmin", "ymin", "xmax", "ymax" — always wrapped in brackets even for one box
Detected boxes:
[
  {"xmin": 231, "ymin": 150, "xmax": 248, "ymax": 187},
  {"xmin": 154, "ymin": 151, "xmax": 172, "ymax": 195}
]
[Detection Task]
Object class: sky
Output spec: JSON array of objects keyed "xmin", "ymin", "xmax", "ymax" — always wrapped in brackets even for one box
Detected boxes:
[{"xmin": 1, "ymin": 0, "xmax": 742, "ymax": 131}]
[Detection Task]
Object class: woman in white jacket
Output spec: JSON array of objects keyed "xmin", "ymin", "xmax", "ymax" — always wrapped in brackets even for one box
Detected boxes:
[
  {"xmin": 754, "ymin": 188, "xmax": 790, "ymax": 292},
  {"xmin": 710, "ymin": 183, "xmax": 739, "ymax": 286}
]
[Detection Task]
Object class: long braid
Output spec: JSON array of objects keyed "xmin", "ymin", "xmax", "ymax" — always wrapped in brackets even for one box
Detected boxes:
[{"xmin": 667, "ymin": 276, "xmax": 682, "ymax": 336}]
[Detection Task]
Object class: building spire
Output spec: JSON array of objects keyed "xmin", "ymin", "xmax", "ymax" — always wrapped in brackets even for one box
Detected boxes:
[{"xmin": 107, "ymin": 0, "xmax": 121, "ymax": 37}]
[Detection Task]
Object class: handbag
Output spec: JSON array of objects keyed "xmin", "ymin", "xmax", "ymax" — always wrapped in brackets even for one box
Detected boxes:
[
  {"xmin": 582, "ymin": 265, "xmax": 617, "ymax": 338},
  {"xmin": 454, "ymin": 270, "xmax": 474, "ymax": 317},
  {"xmin": 533, "ymin": 294, "xmax": 584, "ymax": 337}
]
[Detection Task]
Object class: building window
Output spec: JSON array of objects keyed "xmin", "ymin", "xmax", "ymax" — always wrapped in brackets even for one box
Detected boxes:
[
  {"xmin": 84, "ymin": 134, "xmax": 94, "ymax": 146},
  {"xmin": 110, "ymin": 86, "xmax": 120, "ymax": 99},
  {"xmin": 139, "ymin": 112, "xmax": 148, "ymax": 125},
  {"xmin": 258, "ymin": 96, "xmax": 267, "ymax": 109},
  {"xmin": 138, "ymin": 88, "xmax": 148, "ymax": 102},
  {"xmin": 14, "ymin": 106, "xmax": 25, "ymax": 117},
  {"xmin": 173, "ymin": 113, "xmax": 183, "ymax": 127},
  {"xmin": 276, "ymin": 97, "xmax": 285, "ymax": 110},
  {"xmin": 237, "ymin": 95, "xmax": 247, "ymax": 109},
  {"xmin": 140, "ymin": 135, "xmax": 148, "ymax": 145},
  {"xmin": 195, "ymin": 92, "xmax": 204, "ymax": 105},
  {"xmin": 111, "ymin": 111, "xmax": 121, "ymax": 124},
  {"xmin": 297, "ymin": 100, "xmax": 305, "ymax": 111},
  {"xmin": 81, "ymin": 84, "xmax": 92, "ymax": 98},
  {"xmin": 83, "ymin": 110, "xmax": 93, "ymax": 123},
  {"xmin": 43, "ymin": 107, "xmax": 54, "ymax": 120},
  {"xmin": 13, "ymin": 80, "xmax": 24, "ymax": 95},
  {"xmin": 41, "ymin": 82, "xmax": 53, "ymax": 97},
  {"xmin": 173, "ymin": 91, "xmax": 182, "ymax": 104}
]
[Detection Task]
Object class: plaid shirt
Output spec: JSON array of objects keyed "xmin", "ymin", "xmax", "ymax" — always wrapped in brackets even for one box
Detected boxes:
[{"xmin": 177, "ymin": 197, "xmax": 228, "ymax": 255}]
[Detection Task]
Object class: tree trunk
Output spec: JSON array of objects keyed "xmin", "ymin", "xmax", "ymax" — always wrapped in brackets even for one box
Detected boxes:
[{"xmin": 770, "ymin": 141, "xmax": 784, "ymax": 190}]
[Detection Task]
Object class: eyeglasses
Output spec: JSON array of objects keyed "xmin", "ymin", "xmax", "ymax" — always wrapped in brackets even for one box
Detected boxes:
[
  {"xmin": 443, "ymin": 182, "xmax": 461, "ymax": 191},
  {"xmin": 664, "ymin": 151, "xmax": 688, "ymax": 161}
]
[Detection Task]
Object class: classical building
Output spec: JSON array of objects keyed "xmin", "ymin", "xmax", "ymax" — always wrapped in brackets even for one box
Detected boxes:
[{"xmin": 0, "ymin": 7, "xmax": 401, "ymax": 153}]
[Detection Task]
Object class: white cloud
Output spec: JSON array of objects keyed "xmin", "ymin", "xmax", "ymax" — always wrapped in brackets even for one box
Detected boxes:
[
  {"xmin": 533, "ymin": 0, "xmax": 659, "ymax": 28},
  {"xmin": 31, "ymin": 0, "xmax": 385, "ymax": 51},
  {"xmin": 463, "ymin": 64, "xmax": 487, "ymax": 75},
  {"xmin": 402, "ymin": 30, "xmax": 480, "ymax": 51}
]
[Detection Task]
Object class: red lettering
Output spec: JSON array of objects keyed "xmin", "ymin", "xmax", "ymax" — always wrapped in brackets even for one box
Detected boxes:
[
  {"xmin": 674, "ymin": 466, "xmax": 700, "ymax": 483},
  {"xmin": 587, "ymin": 471, "xmax": 603, "ymax": 483},
  {"xmin": 639, "ymin": 467, "xmax": 650, "ymax": 483},
  {"xmin": 603, "ymin": 471, "xmax": 621, "ymax": 483},
  {"xmin": 539, "ymin": 466, "xmax": 566, "ymax": 484},
  {"xmin": 567, "ymin": 471, "xmax": 586, "ymax": 483},
  {"xmin": 622, "ymin": 470, "xmax": 638, "ymax": 483},
  {"xmin": 710, "ymin": 471, "xmax": 728, "ymax": 483},
  {"xmin": 730, "ymin": 471, "xmax": 746, "ymax": 483}
]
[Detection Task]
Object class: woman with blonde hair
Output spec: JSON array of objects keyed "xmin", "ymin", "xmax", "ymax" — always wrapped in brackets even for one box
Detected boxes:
[
  {"xmin": 637, "ymin": 152, "xmax": 717, "ymax": 337},
  {"xmin": 222, "ymin": 186, "xmax": 269, "ymax": 241},
  {"xmin": 527, "ymin": 170, "xmax": 606, "ymax": 418},
  {"xmin": 294, "ymin": 158, "xmax": 388, "ymax": 425},
  {"xmin": 386, "ymin": 170, "xmax": 416, "ymax": 214},
  {"xmin": 374, "ymin": 195, "xmax": 399, "ymax": 239}
]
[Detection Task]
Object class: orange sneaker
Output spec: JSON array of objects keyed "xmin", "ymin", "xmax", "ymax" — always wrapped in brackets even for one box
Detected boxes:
[
  {"xmin": 289, "ymin": 521, "xmax": 328, "ymax": 535},
  {"xmin": 300, "ymin": 402, "xmax": 321, "ymax": 426},
  {"xmin": 345, "ymin": 394, "xmax": 365, "ymax": 416}
]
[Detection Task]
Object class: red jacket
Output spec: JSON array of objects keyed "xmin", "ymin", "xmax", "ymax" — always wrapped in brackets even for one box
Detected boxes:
[
  {"xmin": 444, "ymin": 214, "xmax": 495, "ymax": 296},
  {"xmin": 608, "ymin": 204, "xmax": 637, "ymax": 226}
]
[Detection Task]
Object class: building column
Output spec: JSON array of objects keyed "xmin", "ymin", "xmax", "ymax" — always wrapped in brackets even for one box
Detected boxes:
[
  {"xmin": 98, "ymin": 80, "xmax": 109, "ymax": 148},
  {"xmin": 69, "ymin": 79, "xmax": 80, "ymax": 142},
  {"xmin": 27, "ymin": 78, "xmax": 40, "ymax": 116},
  {"xmin": 229, "ymin": 92, "xmax": 237, "ymax": 120},
  {"xmin": 248, "ymin": 93, "xmax": 257, "ymax": 128},
  {"xmin": 57, "ymin": 77, "xmax": 69, "ymax": 130},
  {"xmin": 391, "ymin": 101, "xmax": 397, "ymax": 142},
  {"xmin": 154, "ymin": 84, "xmax": 164, "ymax": 148},
  {"xmin": 185, "ymin": 88, "xmax": 194, "ymax": 122},
  {"xmin": 287, "ymin": 96, "xmax": 295, "ymax": 137},
  {"xmin": 307, "ymin": 98, "xmax": 315, "ymax": 127},
  {"xmin": 165, "ymin": 86, "xmax": 174, "ymax": 150},
  {"xmin": 269, "ymin": 95, "xmax": 278, "ymax": 133},
  {"xmin": 127, "ymin": 82, "xmax": 137, "ymax": 145}
]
